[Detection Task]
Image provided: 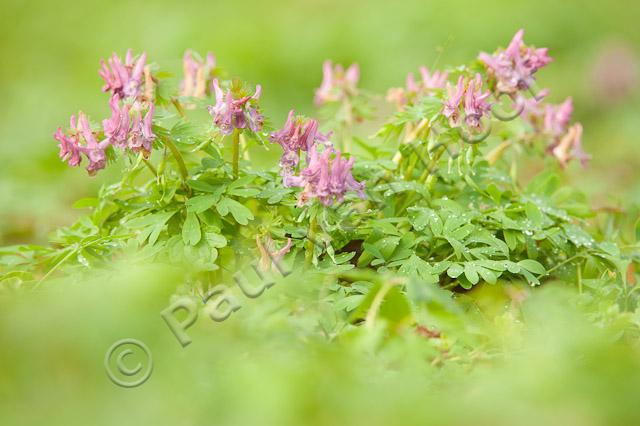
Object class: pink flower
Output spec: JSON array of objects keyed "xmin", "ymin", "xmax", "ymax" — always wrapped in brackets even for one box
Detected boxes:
[
  {"xmin": 256, "ymin": 236, "xmax": 293, "ymax": 272},
  {"xmin": 55, "ymin": 112, "xmax": 111, "ymax": 175},
  {"xmin": 544, "ymin": 97, "xmax": 573, "ymax": 136},
  {"xmin": 443, "ymin": 76, "xmax": 465, "ymax": 127},
  {"xmin": 520, "ymin": 93, "xmax": 589, "ymax": 168},
  {"xmin": 419, "ymin": 67, "xmax": 449, "ymax": 92},
  {"xmin": 387, "ymin": 67, "xmax": 448, "ymax": 107},
  {"xmin": 128, "ymin": 103, "xmax": 156, "ymax": 158},
  {"xmin": 78, "ymin": 113, "xmax": 108, "ymax": 175},
  {"xmin": 54, "ymin": 115, "xmax": 83, "ymax": 167},
  {"xmin": 270, "ymin": 109, "xmax": 330, "ymax": 179},
  {"xmin": 207, "ymin": 79, "xmax": 263, "ymax": 135},
  {"xmin": 479, "ymin": 29, "xmax": 552, "ymax": 94},
  {"xmin": 463, "ymin": 74, "xmax": 492, "ymax": 128},
  {"xmin": 102, "ymin": 95, "xmax": 131, "ymax": 149},
  {"xmin": 102, "ymin": 95, "xmax": 156, "ymax": 158},
  {"xmin": 314, "ymin": 60, "xmax": 360, "ymax": 105},
  {"xmin": 270, "ymin": 110, "xmax": 319, "ymax": 152},
  {"xmin": 181, "ymin": 50, "xmax": 216, "ymax": 98},
  {"xmin": 99, "ymin": 49, "xmax": 147, "ymax": 101},
  {"xmin": 292, "ymin": 145, "xmax": 365, "ymax": 207},
  {"xmin": 443, "ymin": 75, "xmax": 491, "ymax": 128},
  {"xmin": 550, "ymin": 123, "xmax": 590, "ymax": 168}
]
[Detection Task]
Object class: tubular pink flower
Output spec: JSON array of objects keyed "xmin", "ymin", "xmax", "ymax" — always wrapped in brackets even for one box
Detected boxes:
[
  {"xmin": 102, "ymin": 95, "xmax": 131, "ymax": 149},
  {"xmin": 55, "ymin": 112, "xmax": 111, "ymax": 175},
  {"xmin": 270, "ymin": 109, "xmax": 330, "ymax": 154},
  {"xmin": 181, "ymin": 50, "xmax": 217, "ymax": 98},
  {"xmin": 128, "ymin": 103, "xmax": 156, "ymax": 159},
  {"xmin": 314, "ymin": 60, "xmax": 360, "ymax": 105},
  {"xmin": 101, "ymin": 93, "xmax": 156, "ymax": 158},
  {"xmin": 54, "ymin": 115, "xmax": 83, "ymax": 167},
  {"xmin": 79, "ymin": 112, "xmax": 110, "ymax": 175},
  {"xmin": 256, "ymin": 236, "xmax": 293, "ymax": 272},
  {"xmin": 388, "ymin": 67, "xmax": 449, "ymax": 108},
  {"xmin": 99, "ymin": 49, "xmax": 148, "ymax": 101},
  {"xmin": 292, "ymin": 145, "xmax": 365, "ymax": 207},
  {"xmin": 270, "ymin": 109, "xmax": 331, "ymax": 186},
  {"xmin": 419, "ymin": 67, "xmax": 449, "ymax": 91},
  {"xmin": 463, "ymin": 74, "xmax": 492, "ymax": 128},
  {"xmin": 207, "ymin": 79, "xmax": 264, "ymax": 135},
  {"xmin": 520, "ymin": 94, "xmax": 589, "ymax": 168},
  {"xmin": 544, "ymin": 97, "xmax": 573, "ymax": 136},
  {"xmin": 550, "ymin": 123, "xmax": 590, "ymax": 168},
  {"xmin": 479, "ymin": 29, "xmax": 552, "ymax": 94},
  {"xmin": 443, "ymin": 76, "xmax": 465, "ymax": 127}
]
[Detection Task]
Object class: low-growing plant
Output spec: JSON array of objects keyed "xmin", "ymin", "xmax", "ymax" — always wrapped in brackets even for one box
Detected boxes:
[{"xmin": 1, "ymin": 30, "xmax": 639, "ymax": 342}]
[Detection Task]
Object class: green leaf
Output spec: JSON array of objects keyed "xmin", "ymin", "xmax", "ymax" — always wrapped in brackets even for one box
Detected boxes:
[
  {"xmin": 375, "ymin": 237, "xmax": 401, "ymax": 260},
  {"xmin": 182, "ymin": 213, "xmax": 202, "ymax": 246},
  {"xmin": 216, "ymin": 197, "xmax": 254, "ymax": 225},
  {"xmin": 517, "ymin": 259, "xmax": 546, "ymax": 275},
  {"xmin": 334, "ymin": 295, "xmax": 366, "ymax": 312},
  {"xmin": 204, "ymin": 232, "xmax": 227, "ymax": 248},
  {"xmin": 447, "ymin": 263, "xmax": 464, "ymax": 278},
  {"xmin": 186, "ymin": 194, "xmax": 220, "ymax": 213},
  {"xmin": 362, "ymin": 242, "xmax": 385, "ymax": 261},
  {"xmin": 227, "ymin": 188, "xmax": 261, "ymax": 197},
  {"xmin": 126, "ymin": 211, "xmax": 177, "ymax": 229},
  {"xmin": 226, "ymin": 174, "xmax": 256, "ymax": 192},
  {"xmin": 525, "ymin": 202, "xmax": 544, "ymax": 229},
  {"xmin": 73, "ymin": 197, "xmax": 99, "ymax": 209},
  {"xmin": 520, "ymin": 269, "xmax": 541, "ymax": 286},
  {"xmin": 486, "ymin": 184, "xmax": 502, "ymax": 205},
  {"xmin": 398, "ymin": 255, "xmax": 438, "ymax": 284},
  {"xmin": 258, "ymin": 187, "xmax": 293, "ymax": 204},
  {"xmin": 561, "ymin": 223, "xmax": 595, "ymax": 248},
  {"xmin": 503, "ymin": 229, "xmax": 518, "ymax": 251},
  {"xmin": 477, "ymin": 266, "xmax": 498, "ymax": 284},
  {"xmin": 464, "ymin": 262, "xmax": 479, "ymax": 285},
  {"xmin": 187, "ymin": 180, "xmax": 222, "ymax": 193}
]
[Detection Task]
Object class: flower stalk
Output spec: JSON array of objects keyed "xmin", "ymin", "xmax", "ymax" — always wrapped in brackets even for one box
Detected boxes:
[
  {"xmin": 159, "ymin": 135, "xmax": 189, "ymax": 181},
  {"xmin": 232, "ymin": 128, "xmax": 241, "ymax": 179},
  {"xmin": 305, "ymin": 214, "xmax": 318, "ymax": 267}
]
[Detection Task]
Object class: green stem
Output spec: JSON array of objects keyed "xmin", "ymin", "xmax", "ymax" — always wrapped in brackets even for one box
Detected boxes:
[
  {"xmin": 342, "ymin": 98, "xmax": 353, "ymax": 153},
  {"xmin": 160, "ymin": 135, "xmax": 189, "ymax": 181},
  {"xmin": 171, "ymin": 97, "xmax": 188, "ymax": 121},
  {"xmin": 34, "ymin": 245, "xmax": 79, "ymax": 289},
  {"xmin": 577, "ymin": 265, "xmax": 583, "ymax": 295},
  {"xmin": 232, "ymin": 128, "xmax": 241, "ymax": 179},
  {"xmin": 142, "ymin": 158, "xmax": 158, "ymax": 177},
  {"xmin": 305, "ymin": 214, "xmax": 318, "ymax": 267},
  {"xmin": 541, "ymin": 253, "xmax": 586, "ymax": 278}
]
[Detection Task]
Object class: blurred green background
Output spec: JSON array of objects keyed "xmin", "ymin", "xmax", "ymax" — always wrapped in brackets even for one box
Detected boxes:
[{"xmin": 1, "ymin": 0, "xmax": 640, "ymax": 424}]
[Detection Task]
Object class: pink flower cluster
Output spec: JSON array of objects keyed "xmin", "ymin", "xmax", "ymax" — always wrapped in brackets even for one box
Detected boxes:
[
  {"xmin": 286, "ymin": 145, "xmax": 365, "ymax": 207},
  {"xmin": 207, "ymin": 79, "xmax": 264, "ymax": 135},
  {"xmin": 387, "ymin": 67, "xmax": 448, "ymax": 108},
  {"xmin": 56, "ymin": 50, "xmax": 156, "ymax": 174},
  {"xmin": 99, "ymin": 49, "xmax": 149, "ymax": 101},
  {"xmin": 54, "ymin": 113, "xmax": 111, "ymax": 176},
  {"xmin": 442, "ymin": 74, "xmax": 492, "ymax": 129},
  {"xmin": 314, "ymin": 60, "xmax": 360, "ymax": 105},
  {"xmin": 520, "ymin": 93, "xmax": 589, "ymax": 168},
  {"xmin": 270, "ymin": 109, "xmax": 330, "ymax": 178},
  {"xmin": 102, "ymin": 95, "xmax": 156, "ymax": 158},
  {"xmin": 479, "ymin": 29, "xmax": 552, "ymax": 95},
  {"xmin": 181, "ymin": 51, "xmax": 217, "ymax": 98}
]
